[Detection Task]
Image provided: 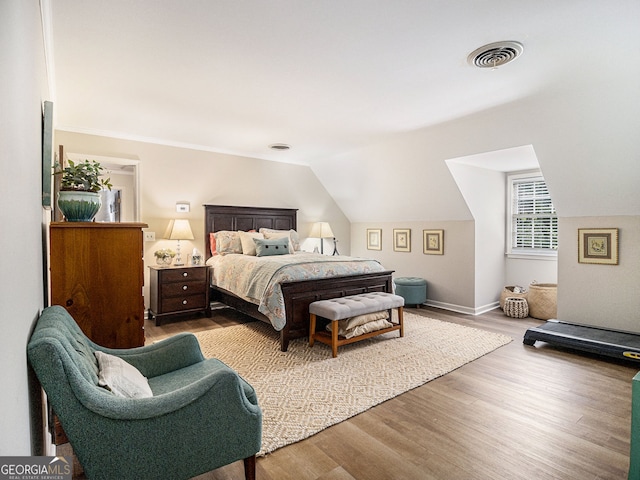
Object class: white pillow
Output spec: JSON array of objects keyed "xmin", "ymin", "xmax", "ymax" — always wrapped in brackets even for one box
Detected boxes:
[
  {"xmin": 94, "ymin": 351, "xmax": 153, "ymax": 398},
  {"xmin": 238, "ymin": 231, "xmax": 264, "ymax": 255}
]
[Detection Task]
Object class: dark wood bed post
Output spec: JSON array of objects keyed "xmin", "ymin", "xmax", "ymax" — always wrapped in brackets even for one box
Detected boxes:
[{"xmin": 204, "ymin": 205, "xmax": 395, "ymax": 351}]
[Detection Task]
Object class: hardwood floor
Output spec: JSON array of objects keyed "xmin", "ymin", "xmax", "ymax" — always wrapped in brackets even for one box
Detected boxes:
[{"xmin": 66, "ymin": 306, "xmax": 639, "ymax": 479}]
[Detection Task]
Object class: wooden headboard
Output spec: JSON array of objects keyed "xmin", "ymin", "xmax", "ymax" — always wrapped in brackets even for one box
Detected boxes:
[{"xmin": 204, "ymin": 204, "xmax": 298, "ymax": 259}]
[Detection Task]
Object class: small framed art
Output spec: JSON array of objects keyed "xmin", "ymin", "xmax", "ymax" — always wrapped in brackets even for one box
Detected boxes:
[
  {"xmin": 367, "ymin": 229, "xmax": 382, "ymax": 250},
  {"xmin": 423, "ymin": 229, "xmax": 444, "ymax": 255},
  {"xmin": 393, "ymin": 229, "xmax": 411, "ymax": 252},
  {"xmin": 578, "ymin": 228, "xmax": 619, "ymax": 265}
]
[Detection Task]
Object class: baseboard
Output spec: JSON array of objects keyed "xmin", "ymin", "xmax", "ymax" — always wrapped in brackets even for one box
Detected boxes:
[
  {"xmin": 474, "ymin": 301, "xmax": 501, "ymax": 315},
  {"xmin": 423, "ymin": 300, "xmax": 500, "ymax": 316}
]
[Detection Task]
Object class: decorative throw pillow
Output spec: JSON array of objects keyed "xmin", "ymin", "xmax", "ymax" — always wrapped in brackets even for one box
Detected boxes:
[
  {"xmin": 213, "ymin": 231, "xmax": 243, "ymax": 255},
  {"xmin": 254, "ymin": 237, "xmax": 291, "ymax": 257},
  {"xmin": 209, "ymin": 232, "xmax": 217, "ymax": 256},
  {"xmin": 238, "ymin": 231, "xmax": 264, "ymax": 255},
  {"xmin": 94, "ymin": 351, "xmax": 153, "ymax": 398},
  {"xmin": 259, "ymin": 228, "xmax": 300, "ymax": 251}
]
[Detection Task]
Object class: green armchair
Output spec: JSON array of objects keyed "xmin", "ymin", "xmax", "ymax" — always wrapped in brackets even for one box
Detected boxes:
[{"xmin": 27, "ymin": 305, "xmax": 262, "ymax": 480}]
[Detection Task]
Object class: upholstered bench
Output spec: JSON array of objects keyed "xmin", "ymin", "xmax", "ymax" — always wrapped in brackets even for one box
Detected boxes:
[{"xmin": 309, "ymin": 292, "xmax": 405, "ymax": 357}]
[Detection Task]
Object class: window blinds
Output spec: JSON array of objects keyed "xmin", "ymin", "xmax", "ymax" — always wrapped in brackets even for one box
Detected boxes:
[{"xmin": 512, "ymin": 179, "xmax": 558, "ymax": 250}]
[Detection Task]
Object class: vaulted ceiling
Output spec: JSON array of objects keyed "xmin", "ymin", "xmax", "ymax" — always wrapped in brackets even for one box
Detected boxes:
[{"xmin": 45, "ymin": 1, "xmax": 638, "ymax": 168}]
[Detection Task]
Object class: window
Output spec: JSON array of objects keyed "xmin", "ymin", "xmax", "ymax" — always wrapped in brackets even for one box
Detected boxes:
[{"xmin": 507, "ymin": 173, "xmax": 557, "ymax": 257}]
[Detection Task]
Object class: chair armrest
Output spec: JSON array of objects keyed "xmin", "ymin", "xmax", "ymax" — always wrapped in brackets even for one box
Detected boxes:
[
  {"xmin": 92, "ymin": 333, "xmax": 204, "ymax": 378},
  {"xmin": 72, "ymin": 362, "xmax": 258, "ymax": 421}
]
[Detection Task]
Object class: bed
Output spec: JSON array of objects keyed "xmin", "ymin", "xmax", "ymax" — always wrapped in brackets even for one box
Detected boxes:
[{"xmin": 204, "ymin": 204, "xmax": 395, "ymax": 351}]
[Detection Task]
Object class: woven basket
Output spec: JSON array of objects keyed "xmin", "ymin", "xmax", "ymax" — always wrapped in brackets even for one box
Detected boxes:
[
  {"xmin": 499, "ymin": 286, "xmax": 528, "ymax": 310},
  {"xmin": 528, "ymin": 283, "xmax": 557, "ymax": 320},
  {"xmin": 503, "ymin": 297, "xmax": 529, "ymax": 319}
]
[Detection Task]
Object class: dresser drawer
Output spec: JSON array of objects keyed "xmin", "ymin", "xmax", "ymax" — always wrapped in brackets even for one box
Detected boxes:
[
  {"xmin": 160, "ymin": 294, "xmax": 208, "ymax": 312},
  {"xmin": 161, "ymin": 267, "xmax": 207, "ymax": 283},
  {"xmin": 161, "ymin": 281, "xmax": 207, "ymax": 297}
]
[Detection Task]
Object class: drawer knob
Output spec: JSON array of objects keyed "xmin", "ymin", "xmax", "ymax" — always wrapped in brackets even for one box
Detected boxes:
[
  {"xmin": 182, "ymin": 300, "xmax": 188, "ymax": 305},
  {"xmin": 182, "ymin": 285, "xmax": 188, "ymax": 290},
  {"xmin": 183, "ymin": 272, "xmax": 188, "ymax": 277}
]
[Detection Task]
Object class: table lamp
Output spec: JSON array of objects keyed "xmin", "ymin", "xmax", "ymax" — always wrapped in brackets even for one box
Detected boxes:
[
  {"xmin": 309, "ymin": 222, "xmax": 336, "ymax": 255},
  {"xmin": 164, "ymin": 219, "xmax": 194, "ymax": 266}
]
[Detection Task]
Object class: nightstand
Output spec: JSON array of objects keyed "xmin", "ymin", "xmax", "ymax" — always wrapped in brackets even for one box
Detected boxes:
[{"xmin": 148, "ymin": 265, "xmax": 211, "ymax": 325}]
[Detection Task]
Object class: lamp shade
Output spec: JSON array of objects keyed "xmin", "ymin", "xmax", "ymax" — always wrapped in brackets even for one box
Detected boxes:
[
  {"xmin": 164, "ymin": 219, "xmax": 194, "ymax": 240},
  {"xmin": 309, "ymin": 222, "xmax": 334, "ymax": 238}
]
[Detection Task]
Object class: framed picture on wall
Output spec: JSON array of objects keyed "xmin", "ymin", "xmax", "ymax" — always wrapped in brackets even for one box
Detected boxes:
[
  {"xmin": 367, "ymin": 229, "xmax": 382, "ymax": 250},
  {"xmin": 393, "ymin": 229, "xmax": 411, "ymax": 252},
  {"xmin": 578, "ymin": 228, "xmax": 619, "ymax": 265},
  {"xmin": 423, "ymin": 229, "xmax": 444, "ymax": 255}
]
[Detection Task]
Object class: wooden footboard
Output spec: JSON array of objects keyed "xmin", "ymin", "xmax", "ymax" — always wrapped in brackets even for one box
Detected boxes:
[{"xmin": 210, "ymin": 270, "xmax": 394, "ymax": 351}]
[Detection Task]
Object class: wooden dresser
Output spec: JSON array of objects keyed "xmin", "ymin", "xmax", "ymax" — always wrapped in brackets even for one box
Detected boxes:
[{"xmin": 49, "ymin": 222, "xmax": 148, "ymax": 348}]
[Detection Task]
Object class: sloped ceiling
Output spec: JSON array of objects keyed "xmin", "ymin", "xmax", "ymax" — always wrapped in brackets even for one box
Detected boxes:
[{"xmin": 46, "ymin": 1, "xmax": 636, "ymax": 166}]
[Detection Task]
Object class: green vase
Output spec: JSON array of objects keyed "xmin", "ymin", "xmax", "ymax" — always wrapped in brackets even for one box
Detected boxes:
[{"xmin": 57, "ymin": 191, "xmax": 102, "ymax": 222}]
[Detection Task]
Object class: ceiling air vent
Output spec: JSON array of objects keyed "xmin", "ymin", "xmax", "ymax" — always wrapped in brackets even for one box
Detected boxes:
[
  {"xmin": 269, "ymin": 143, "xmax": 291, "ymax": 151},
  {"xmin": 467, "ymin": 41, "xmax": 524, "ymax": 69}
]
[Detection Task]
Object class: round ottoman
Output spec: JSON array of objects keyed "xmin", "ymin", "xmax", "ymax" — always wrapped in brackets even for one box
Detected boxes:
[{"xmin": 394, "ymin": 277, "xmax": 427, "ymax": 308}]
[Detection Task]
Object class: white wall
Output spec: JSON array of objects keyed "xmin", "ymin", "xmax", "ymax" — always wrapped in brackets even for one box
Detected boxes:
[
  {"xmin": 0, "ymin": 0, "xmax": 49, "ymax": 455},
  {"xmin": 446, "ymin": 162, "xmax": 507, "ymax": 311},
  {"xmin": 54, "ymin": 131, "xmax": 351, "ymax": 308},
  {"xmin": 505, "ymin": 258, "xmax": 557, "ymax": 291},
  {"xmin": 447, "ymin": 161, "xmax": 558, "ymax": 307}
]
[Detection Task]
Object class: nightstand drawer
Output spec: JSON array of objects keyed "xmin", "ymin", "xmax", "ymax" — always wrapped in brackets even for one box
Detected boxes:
[
  {"xmin": 161, "ymin": 281, "xmax": 207, "ymax": 297},
  {"xmin": 161, "ymin": 294, "xmax": 208, "ymax": 312},
  {"xmin": 162, "ymin": 268, "xmax": 207, "ymax": 283}
]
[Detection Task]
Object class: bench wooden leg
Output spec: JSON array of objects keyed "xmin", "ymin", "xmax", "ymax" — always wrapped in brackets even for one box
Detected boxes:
[
  {"xmin": 331, "ymin": 320, "xmax": 339, "ymax": 358},
  {"xmin": 398, "ymin": 306, "xmax": 404, "ymax": 337},
  {"xmin": 309, "ymin": 313, "xmax": 317, "ymax": 347}
]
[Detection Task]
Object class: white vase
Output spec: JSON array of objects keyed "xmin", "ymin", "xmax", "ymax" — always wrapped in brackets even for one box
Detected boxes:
[{"xmin": 155, "ymin": 255, "xmax": 173, "ymax": 266}]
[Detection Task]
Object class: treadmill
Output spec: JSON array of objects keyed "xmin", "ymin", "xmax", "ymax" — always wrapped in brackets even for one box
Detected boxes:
[{"xmin": 523, "ymin": 319, "xmax": 640, "ymax": 362}]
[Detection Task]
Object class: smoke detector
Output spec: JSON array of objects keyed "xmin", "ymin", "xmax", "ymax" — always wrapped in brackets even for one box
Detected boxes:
[{"xmin": 467, "ymin": 41, "xmax": 524, "ymax": 69}]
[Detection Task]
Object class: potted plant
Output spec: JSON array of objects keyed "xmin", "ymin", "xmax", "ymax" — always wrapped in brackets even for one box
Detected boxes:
[
  {"xmin": 154, "ymin": 248, "xmax": 176, "ymax": 266},
  {"xmin": 54, "ymin": 159, "xmax": 112, "ymax": 222}
]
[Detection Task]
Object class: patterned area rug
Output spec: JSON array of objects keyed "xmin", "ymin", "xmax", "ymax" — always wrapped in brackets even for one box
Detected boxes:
[{"xmin": 195, "ymin": 312, "xmax": 512, "ymax": 456}]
